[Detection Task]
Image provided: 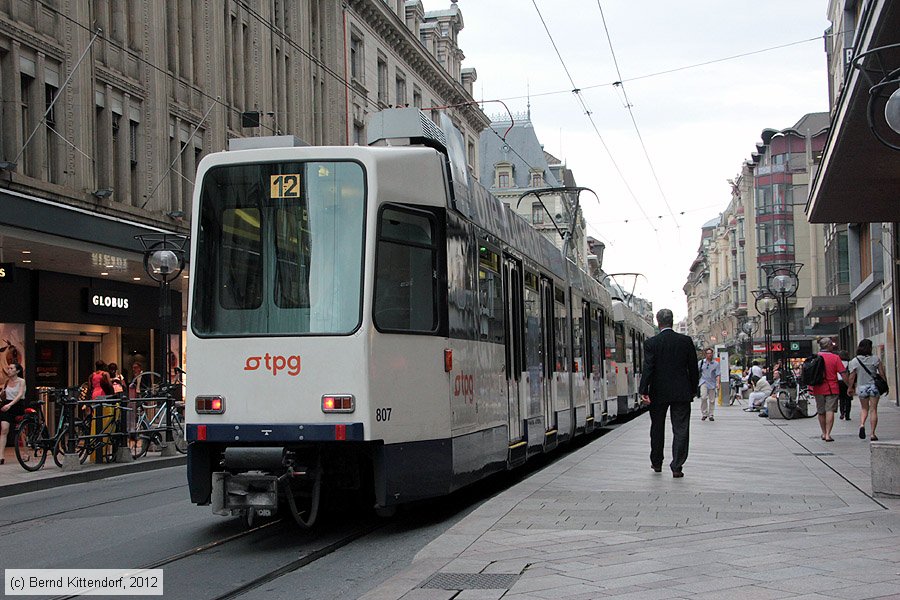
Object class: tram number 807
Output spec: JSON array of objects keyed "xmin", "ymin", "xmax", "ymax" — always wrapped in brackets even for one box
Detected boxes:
[{"xmin": 375, "ymin": 408, "xmax": 392, "ymax": 422}]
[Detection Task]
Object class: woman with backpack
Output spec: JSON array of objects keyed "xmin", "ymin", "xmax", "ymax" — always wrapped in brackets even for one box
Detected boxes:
[{"xmin": 846, "ymin": 339, "xmax": 888, "ymax": 441}]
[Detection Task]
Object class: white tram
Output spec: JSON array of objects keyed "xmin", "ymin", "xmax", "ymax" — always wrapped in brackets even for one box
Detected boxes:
[{"xmin": 185, "ymin": 109, "xmax": 652, "ymax": 526}]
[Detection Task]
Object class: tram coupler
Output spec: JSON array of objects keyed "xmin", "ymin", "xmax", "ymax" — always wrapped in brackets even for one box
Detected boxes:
[
  {"xmin": 211, "ymin": 471, "xmax": 279, "ymax": 516},
  {"xmin": 212, "ymin": 447, "xmax": 289, "ymax": 516}
]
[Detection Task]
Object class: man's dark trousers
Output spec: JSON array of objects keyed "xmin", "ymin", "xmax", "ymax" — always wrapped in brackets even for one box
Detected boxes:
[{"xmin": 650, "ymin": 401, "xmax": 690, "ymax": 472}]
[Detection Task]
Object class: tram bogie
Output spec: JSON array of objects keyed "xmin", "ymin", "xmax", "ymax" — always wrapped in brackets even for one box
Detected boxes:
[{"xmin": 185, "ymin": 109, "xmax": 653, "ymax": 527}]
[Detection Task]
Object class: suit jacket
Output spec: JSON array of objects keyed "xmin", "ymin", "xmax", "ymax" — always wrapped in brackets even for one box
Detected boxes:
[{"xmin": 638, "ymin": 329, "xmax": 700, "ymax": 404}]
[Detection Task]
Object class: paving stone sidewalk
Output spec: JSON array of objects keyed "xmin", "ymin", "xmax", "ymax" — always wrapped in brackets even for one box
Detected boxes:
[{"xmin": 363, "ymin": 402, "xmax": 900, "ymax": 600}]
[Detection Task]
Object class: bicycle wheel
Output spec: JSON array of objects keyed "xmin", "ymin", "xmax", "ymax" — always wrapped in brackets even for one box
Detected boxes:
[
  {"xmin": 172, "ymin": 415, "xmax": 187, "ymax": 454},
  {"xmin": 15, "ymin": 418, "xmax": 47, "ymax": 471},
  {"xmin": 53, "ymin": 422, "xmax": 90, "ymax": 467},
  {"xmin": 133, "ymin": 371, "xmax": 163, "ymax": 398},
  {"xmin": 776, "ymin": 390, "xmax": 796, "ymax": 420},
  {"xmin": 132, "ymin": 423, "xmax": 151, "ymax": 459},
  {"xmin": 797, "ymin": 390, "xmax": 815, "ymax": 418}
]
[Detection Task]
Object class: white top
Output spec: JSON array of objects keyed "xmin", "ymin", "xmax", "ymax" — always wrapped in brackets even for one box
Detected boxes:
[
  {"xmin": 848, "ymin": 355, "xmax": 881, "ymax": 388},
  {"xmin": 4, "ymin": 378, "xmax": 25, "ymax": 403}
]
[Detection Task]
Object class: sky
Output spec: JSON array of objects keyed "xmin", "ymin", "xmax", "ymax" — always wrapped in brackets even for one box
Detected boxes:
[{"xmin": 422, "ymin": 0, "xmax": 831, "ymax": 322}]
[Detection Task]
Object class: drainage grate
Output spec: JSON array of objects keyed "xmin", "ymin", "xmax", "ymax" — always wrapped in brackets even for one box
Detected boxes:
[
  {"xmin": 793, "ymin": 452, "xmax": 834, "ymax": 456},
  {"xmin": 419, "ymin": 573, "xmax": 520, "ymax": 590}
]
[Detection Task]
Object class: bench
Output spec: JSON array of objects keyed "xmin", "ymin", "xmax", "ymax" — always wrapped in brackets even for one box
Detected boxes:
[{"xmin": 871, "ymin": 441, "xmax": 900, "ymax": 497}]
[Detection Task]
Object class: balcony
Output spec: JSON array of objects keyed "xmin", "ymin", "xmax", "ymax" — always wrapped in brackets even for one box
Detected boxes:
[{"xmin": 755, "ymin": 204, "xmax": 794, "ymax": 218}]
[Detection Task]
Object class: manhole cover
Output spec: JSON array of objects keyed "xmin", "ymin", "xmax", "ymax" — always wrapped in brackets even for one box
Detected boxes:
[{"xmin": 420, "ymin": 573, "xmax": 520, "ymax": 590}]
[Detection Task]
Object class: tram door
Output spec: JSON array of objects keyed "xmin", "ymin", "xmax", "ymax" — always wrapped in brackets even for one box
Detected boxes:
[
  {"xmin": 502, "ymin": 256, "xmax": 524, "ymax": 443},
  {"xmin": 539, "ymin": 277, "xmax": 556, "ymax": 432}
]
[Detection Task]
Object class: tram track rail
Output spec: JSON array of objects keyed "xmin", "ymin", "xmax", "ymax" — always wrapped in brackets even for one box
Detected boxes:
[
  {"xmin": 45, "ymin": 516, "xmax": 384, "ymax": 600},
  {"xmin": 25, "ymin": 424, "xmax": 622, "ymax": 600}
]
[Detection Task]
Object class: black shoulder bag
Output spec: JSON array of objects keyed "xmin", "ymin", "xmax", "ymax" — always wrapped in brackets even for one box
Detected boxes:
[{"xmin": 857, "ymin": 358, "xmax": 889, "ymax": 396}]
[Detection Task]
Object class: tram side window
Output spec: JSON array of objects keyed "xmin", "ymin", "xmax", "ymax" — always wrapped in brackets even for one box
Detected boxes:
[
  {"xmin": 590, "ymin": 308, "xmax": 602, "ymax": 377},
  {"xmin": 477, "ymin": 245, "xmax": 504, "ymax": 344},
  {"xmin": 374, "ymin": 207, "xmax": 438, "ymax": 332},
  {"xmin": 614, "ymin": 323, "xmax": 626, "ymax": 363},
  {"xmin": 523, "ymin": 274, "xmax": 542, "ymax": 384},
  {"xmin": 554, "ymin": 288, "xmax": 568, "ymax": 372},
  {"xmin": 571, "ymin": 296, "xmax": 584, "ymax": 374}
]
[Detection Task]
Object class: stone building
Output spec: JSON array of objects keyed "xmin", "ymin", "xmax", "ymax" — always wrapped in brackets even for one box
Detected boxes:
[
  {"xmin": 478, "ymin": 110, "xmax": 588, "ymax": 267},
  {"xmin": 807, "ymin": 0, "xmax": 898, "ymax": 401},
  {"xmin": 0, "ymin": 0, "xmax": 487, "ymax": 392},
  {"xmin": 684, "ymin": 114, "xmax": 832, "ymax": 369}
]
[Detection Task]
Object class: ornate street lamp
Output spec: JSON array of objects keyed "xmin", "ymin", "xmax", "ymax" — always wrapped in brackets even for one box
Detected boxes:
[
  {"xmin": 136, "ymin": 233, "xmax": 188, "ymax": 454},
  {"xmin": 753, "ymin": 289, "xmax": 778, "ymax": 377},
  {"xmin": 738, "ymin": 331, "xmax": 749, "ymax": 369},
  {"xmin": 851, "ymin": 43, "xmax": 900, "ymax": 150},
  {"xmin": 763, "ymin": 263, "xmax": 803, "ymax": 381},
  {"xmin": 741, "ymin": 318, "xmax": 759, "ymax": 370}
]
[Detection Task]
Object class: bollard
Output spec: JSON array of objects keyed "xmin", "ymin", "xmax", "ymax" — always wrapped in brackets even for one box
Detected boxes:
[
  {"xmin": 114, "ymin": 395, "xmax": 134, "ymax": 463},
  {"xmin": 160, "ymin": 395, "xmax": 178, "ymax": 457}
]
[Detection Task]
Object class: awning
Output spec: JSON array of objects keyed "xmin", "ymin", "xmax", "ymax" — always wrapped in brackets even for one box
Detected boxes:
[
  {"xmin": 803, "ymin": 294, "xmax": 852, "ymax": 318},
  {"xmin": 806, "ymin": 0, "xmax": 900, "ymax": 223},
  {"xmin": 0, "ymin": 188, "xmax": 189, "ymax": 290}
]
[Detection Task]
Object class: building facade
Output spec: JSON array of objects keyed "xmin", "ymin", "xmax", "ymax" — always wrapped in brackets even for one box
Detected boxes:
[
  {"xmin": 685, "ymin": 114, "xmax": 832, "ymax": 369},
  {"xmin": 478, "ymin": 111, "xmax": 588, "ymax": 267},
  {"xmin": 0, "ymin": 0, "xmax": 487, "ymax": 395},
  {"xmin": 807, "ymin": 0, "xmax": 898, "ymax": 403}
]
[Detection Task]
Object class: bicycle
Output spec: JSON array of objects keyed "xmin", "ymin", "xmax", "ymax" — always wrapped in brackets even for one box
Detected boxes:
[
  {"xmin": 14, "ymin": 388, "xmax": 84, "ymax": 471},
  {"xmin": 74, "ymin": 397, "xmax": 131, "ymax": 463},
  {"xmin": 728, "ymin": 375, "xmax": 745, "ymax": 406},
  {"xmin": 775, "ymin": 372, "xmax": 814, "ymax": 419},
  {"xmin": 131, "ymin": 382, "xmax": 186, "ymax": 458}
]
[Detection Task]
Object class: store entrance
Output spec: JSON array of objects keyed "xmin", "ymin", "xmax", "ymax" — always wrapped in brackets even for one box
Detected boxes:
[{"xmin": 34, "ymin": 338, "xmax": 100, "ymax": 389}]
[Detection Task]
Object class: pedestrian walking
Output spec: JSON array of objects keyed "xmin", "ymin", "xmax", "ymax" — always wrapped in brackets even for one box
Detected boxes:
[
  {"xmin": 846, "ymin": 338, "xmax": 887, "ymax": 441},
  {"xmin": 698, "ymin": 347, "xmax": 720, "ymax": 421},
  {"xmin": 639, "ymin": 308, "xmax": 700, "ymax": 478},
  {"xmin": 837, "ymin": 349, "xmax": 852, "ymax": 420},
  {"xmin": 808, "ymin": 337, "xmax": 844, "ymax": 442}
]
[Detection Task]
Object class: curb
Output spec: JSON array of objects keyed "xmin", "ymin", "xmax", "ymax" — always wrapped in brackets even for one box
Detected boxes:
[{"xmin": 0, "ymin": 456, "xmax": 186, "ymax": 499}]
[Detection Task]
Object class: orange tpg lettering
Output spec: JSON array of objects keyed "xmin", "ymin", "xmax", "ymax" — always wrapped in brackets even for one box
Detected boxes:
[{"xmin": 244, "ymin": 354, "xmax": 301, "ymax": 376}]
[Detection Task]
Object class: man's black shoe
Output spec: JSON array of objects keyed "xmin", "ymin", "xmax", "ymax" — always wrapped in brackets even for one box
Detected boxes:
[
  {"xmin": 672, "ymin": 469, "xmax": 684, "ymax": 478},
  {"xmin": 651, "ymin": 465, "xmax": 662, "ymax": 473}
]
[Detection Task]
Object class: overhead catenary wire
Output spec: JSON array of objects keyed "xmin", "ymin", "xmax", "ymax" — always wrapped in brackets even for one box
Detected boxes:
[
  {"xmin": 597, "ymin": 1, "xmax": 680, "ymax": 231},
  {"xmin": 530, "ymin": 0, "xmax": 659, "ymax": 236},
  {"xmin": 482, "ymin": 32, "xmax": 840, "ymax": 104},
  {"xmin": 33, "ymin": 1, "xmax": 278, "ymax": 136}
]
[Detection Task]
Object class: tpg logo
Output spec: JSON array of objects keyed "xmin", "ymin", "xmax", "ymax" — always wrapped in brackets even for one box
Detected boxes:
[{"xmin": 244, "ymin": 354, "xmax": 301, "ymax": 376}]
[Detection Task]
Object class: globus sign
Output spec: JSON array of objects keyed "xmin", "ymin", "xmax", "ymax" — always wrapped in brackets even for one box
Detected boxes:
[{"xmin": 85, "ymin": 288, "xmax": 134, "ymax": 316}]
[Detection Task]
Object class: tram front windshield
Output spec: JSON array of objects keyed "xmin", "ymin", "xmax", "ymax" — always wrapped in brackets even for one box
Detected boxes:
[{"xmin": 192, "ymin": 161, "xmax": 365, "ymax": 336}]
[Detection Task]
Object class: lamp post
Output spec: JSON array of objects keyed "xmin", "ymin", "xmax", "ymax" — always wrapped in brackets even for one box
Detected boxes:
[
  {"xmin": 753, "ymin": 290, "xmax": 778, "ymax": 377},
  {"xmin": 741, "ymin": 318, "xmax": 758, "ymax": 370},
  {"xmin": 136, "ymin": 233, "xmax": 187, "ymax": 453},
  {"xmin": 763, "ymin": 263, "xmax": 802, "ymax": 380},
  {"xmin": 738, "ymin": 332, "xmax": 749, "ymax": 370}
]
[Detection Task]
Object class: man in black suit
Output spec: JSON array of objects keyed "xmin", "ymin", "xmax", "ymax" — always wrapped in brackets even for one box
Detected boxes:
[{"xmin": 639, "ymin": 308, "xmax": 700, "ymax": 478}]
